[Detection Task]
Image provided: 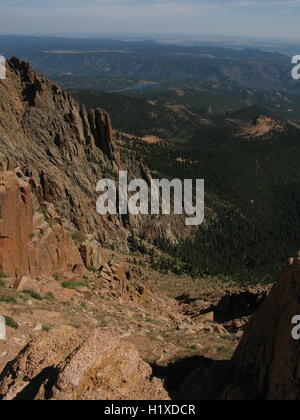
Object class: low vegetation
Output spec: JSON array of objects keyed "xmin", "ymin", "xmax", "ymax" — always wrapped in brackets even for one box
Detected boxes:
[
  {"xmin": 62, "ymin": 281, "xmax": 89, "ymax": 290},
  {"xmin": 22, "ymin": 290, "xmax": 43, "ymax": 301},
  {"xmin": 4, "ymin": 316, "xmax": 19, "ymax": 330}
]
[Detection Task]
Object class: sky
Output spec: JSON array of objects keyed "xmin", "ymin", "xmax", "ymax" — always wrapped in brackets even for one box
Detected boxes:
[{"xmin": 0, "ymin": 0, "xmax": 300, "ymax": 40}]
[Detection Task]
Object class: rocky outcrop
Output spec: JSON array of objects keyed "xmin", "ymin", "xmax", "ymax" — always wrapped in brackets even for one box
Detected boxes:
[
  {"xmin": 0, "ymin": 57, "xmax": 127, "ymax": 250},
  {"xmin": 0, "ymin": 152, "xmax": 12, "ymax": 172},
  {"xmin": 0, "ymin": 326, "xmax": 169, "ymax": 400},
  {"xmin": 0, "ymin": 58, "xmax": 194, "ymax": 254},
  {"xmin": 223, "ymin": 266, "xmax": 300, "ymax": 400},
  {"xmin": 98, "ymin": 260, "xmax": 131, "ymax": 300},
  {"xmin": 28, "ymin": 202, "xmax": 85, "ymax": 277},
  {"xmin": 177, "ymin": 286, "xmax": 270, "ymax": 326},
  {"xmin": 0, "ymin": 170, "xmax": 84, "ymax": 279},
  {"xmin": 79, "ymin": 239, "xmax": 102, "ymax": 271},
  {"xmin": 180, "ymin": 266, "xmax": 300, "ymax": 400},
  {"xmin": 8, "ymin": 57, "xmax": 116, "ymax": 161},
  {"xmin": 0, "ymin": 171, "xmax": 32, "ymax": 278}
]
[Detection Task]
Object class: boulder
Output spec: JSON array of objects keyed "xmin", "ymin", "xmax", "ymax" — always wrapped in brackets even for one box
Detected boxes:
[
  {"xmin": 0, "ymin": 326, "xmax": 82, "ymax": 400},
  {"xmin": 13, "ymin": 276, "xmax": 32, "ymax": 292},
  {"xmin": 79, "ymin": 240, "xmax": 102, "ymax": 270},
  {"xmin": 193, "ymin": 312, "xmax": 214, "ymax": 323},
  {"xmin": 0, "ymin": 327, "xmax": 169, "ymax": 400}
]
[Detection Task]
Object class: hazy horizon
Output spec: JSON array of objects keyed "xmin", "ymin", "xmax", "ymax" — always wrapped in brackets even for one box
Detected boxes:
[
  {"xmin": 0, "ymin": 32, "xmax": 299, "ymax": 43},
  {"xmin": 1, "ymin": 0, "xmax": 300, "ymax": 40}
]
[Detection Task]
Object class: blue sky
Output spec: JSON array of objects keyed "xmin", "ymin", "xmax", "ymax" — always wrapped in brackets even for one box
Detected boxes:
[{"xmin": 0, "ymin": 0, "xmax": 300, "ymax": 39}]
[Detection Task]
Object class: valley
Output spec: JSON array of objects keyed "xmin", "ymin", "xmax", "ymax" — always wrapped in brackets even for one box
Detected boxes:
[{"xmin": 0, "ymin": 35, "xmax": 299, "ymax": 400}]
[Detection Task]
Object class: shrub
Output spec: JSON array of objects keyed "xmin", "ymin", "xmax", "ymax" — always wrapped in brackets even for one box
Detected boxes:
[
  {"xmin": 45, "ymin": 292, "xmax": 55, "ymax": 301},
  {"xmin": 62, "ymin": 281, "xmax": 88, "ymax": 290},
  {"xmin": 87, "ymin": 266, "xmax": 98, "ymax": 273},
  {"xmin": 23, "ymin": 290, "xmax": 43, "ymax": 301},
  {"xmin": 38, "ymin": 207, "xmax": 57, "ymax": 227},
  {"xmin": 0, "ymin": 296, "xmax": 17, "ymax": 304},
  {"xmin": 71, "ymin": 230, "xmax": 87, "ymax": 245},
  {"xmin": 42, "ymin": 323, "xmax": 54, "ymax": 332},
  {"xmin": 5, "ymin": 316, "xmax": 19, "ymax": 329}
]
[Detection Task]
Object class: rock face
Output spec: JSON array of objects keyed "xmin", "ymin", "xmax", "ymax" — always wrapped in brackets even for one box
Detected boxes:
[
  {"xmin": 0, "ymin": 152, "xmax": 12, "ymax": 172},
  {"xmin": 28, "ymin": 202, "xmax": 85, "ymax": 277},
  {"xmin": 0, "ymin": 327, "xmax": 169, "ymax": 400},
  {"xmin": 223, "ymin": 266, "xmax": 300, "ymax": 400},
  {"xmin": 0, "ymin": 57, "xmax": 194, "ymax": 256},
  {"xmin": 0, "ymin": 57, "xmax": 125, "ymax": 251},
  {"xmin": 0, "ymin": 171, "xmax": 32, "ymax": 278},
  {"xmin": 7, "ymin": 57, "xmax": 116, "ymax": 161},
  {"xmin": 0, "ymin": 170, "xmax": 84, "ymax": 279}
]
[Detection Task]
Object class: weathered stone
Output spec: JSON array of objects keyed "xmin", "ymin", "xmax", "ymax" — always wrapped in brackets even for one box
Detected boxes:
[
  {"xmin": 103, "ymin": 264, "xmax": 113, "ymax": 274},
  {"xmin": 79, "ymin": 240, "xmax": 102, "ymax": 271},
  {"xmin": 212, "ymin": 324, "xmax": 229, "ymax": 335},
  {"xmin": 29, "ymin": 208, "xmax": 85, "ymax": 277},
  {"xmin": 0, "ymin": 153, "xmax": 11, "ymax": 172},
  {"xmin": 0, "ymin": 171, "xmax": 85, "ymax": 279},
  {"xmin": 0, "ymin": 171, "xmax": 32, "ymax": 279},
  {"xmin": 0, "ymin": 327, "xmax": 169, "ymax": 401},
  {"xmin": 0, "ymin": 326, "xmax": 82, "ymax": 400},
  {"xmin": 13, "ymin": 276, "xmax": 32, "ymax": 292},
  {"xmin": 193, "ymin": 312, "xmax": 214, "ymax": 323},
  {"xmin": 100, "ymin": 273, "xmax": 112, "ymax": 282}
]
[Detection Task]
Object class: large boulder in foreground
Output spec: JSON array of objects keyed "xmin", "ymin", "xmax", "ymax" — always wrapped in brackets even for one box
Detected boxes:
[
  {"xmin": 0, "ymin": 327, "xmax": 169, "ymax": 400},
  {"xmin": 223, "ymin": 265, "xmax": 300, "ymax": 400},
  {"xmin": 0, "ymin": 326, "xmax": 81, "ymax": 400}
]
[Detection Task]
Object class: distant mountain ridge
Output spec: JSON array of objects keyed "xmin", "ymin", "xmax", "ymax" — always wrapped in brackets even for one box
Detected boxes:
[
  {"xmin": 72, "ymin": 88, "xmax": 296, "ymax": 142},
  {"xmin": 0, "ymin": 36, "xmax": 298, "ymax": 93}
]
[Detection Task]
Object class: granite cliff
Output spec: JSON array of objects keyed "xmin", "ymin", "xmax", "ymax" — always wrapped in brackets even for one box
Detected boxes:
[{"xmin": 0, "ymin": 57, "xmax": 191, "ymax": 281}]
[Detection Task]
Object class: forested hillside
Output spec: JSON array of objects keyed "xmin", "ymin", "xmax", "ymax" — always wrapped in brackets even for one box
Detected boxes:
[
  {"xmin": 72, "ymin": 86, "xmax": 300, "ymax": 141},
  {"xmin": 120, "ymin": 126, "xmax": 300, "ymax": 284},
  {"xmin": 70, "ymin": 81, "xmax": 300, "ymax": 286}
]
